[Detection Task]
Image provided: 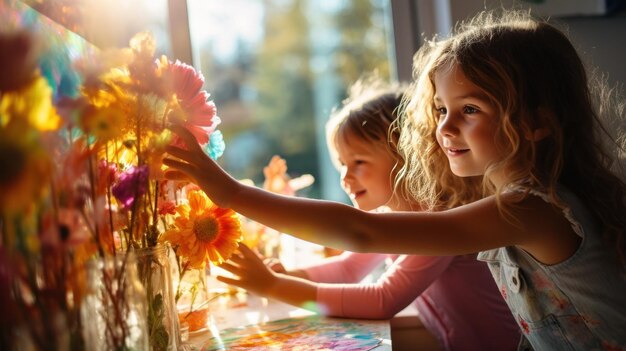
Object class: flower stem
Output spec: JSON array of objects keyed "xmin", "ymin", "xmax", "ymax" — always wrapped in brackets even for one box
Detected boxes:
[
  {"xmin": 86, "ymin": 142, "xmax": 104, "ymax": 257},
  {"xmin": 175, "ymin": 260, "xmax": 190, "ymax": 303},
  {"xmin": 105, "ymin": 143, "xmax": 115, "ymax": 248}
]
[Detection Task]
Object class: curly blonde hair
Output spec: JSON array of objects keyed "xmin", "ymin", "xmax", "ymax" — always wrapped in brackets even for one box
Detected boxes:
[
  {"xmin": 396, "ymin": 10, "xmax": 626, "ymax": 263},
  {"xmin": 326, "ymin": 74, "xmax": 406, "ymax": 182}
]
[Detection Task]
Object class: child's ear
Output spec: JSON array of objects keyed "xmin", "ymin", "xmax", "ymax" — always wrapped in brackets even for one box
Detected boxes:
[
  {"xmin": 529, "ymin": 127, "xmax": 551, "ymax": 141},
  {"xmin": 526, "ymin": 107, "xmax": 552, "ymax": 142}
]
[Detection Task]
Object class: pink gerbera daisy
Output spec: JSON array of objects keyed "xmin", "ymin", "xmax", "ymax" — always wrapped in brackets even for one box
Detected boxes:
[{"xmin": 163, "ymin": 59, "xmax": 220, "ymax": 145}]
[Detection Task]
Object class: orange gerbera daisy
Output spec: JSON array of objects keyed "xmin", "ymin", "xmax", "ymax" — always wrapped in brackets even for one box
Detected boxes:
[{"xmin": 160, "ymin": 190, "xmax": 242, "ymax": 268}]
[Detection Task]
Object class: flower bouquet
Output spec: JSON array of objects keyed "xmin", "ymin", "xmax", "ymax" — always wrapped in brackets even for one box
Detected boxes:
[{"xmin": 1, "ymin": 25, "xmax": 242, "ymax": 350}]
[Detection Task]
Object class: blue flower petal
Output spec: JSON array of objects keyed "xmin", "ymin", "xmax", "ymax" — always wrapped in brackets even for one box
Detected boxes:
[{"xmin": 203, "ymin": 130, "xmax": 225, "ymax": 160}]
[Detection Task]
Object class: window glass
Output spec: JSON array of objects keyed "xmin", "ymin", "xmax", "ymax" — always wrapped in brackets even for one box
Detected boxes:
[
  {"xmin": 187, "ymin": 0, "xmax": 394, "ymax": 202},
  {"xmin": 10, "ymin": 0, "xmax": 172, "ymax": 55}
]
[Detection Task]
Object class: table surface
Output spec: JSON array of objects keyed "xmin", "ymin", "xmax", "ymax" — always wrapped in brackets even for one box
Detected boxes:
[{"xmin": 186, "ymin": 288, "xmax": 392, "ymax": 350}]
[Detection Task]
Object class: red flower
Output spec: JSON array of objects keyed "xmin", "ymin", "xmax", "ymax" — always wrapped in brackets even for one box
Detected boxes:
[{"xmin": 158, "ymin": 200, "xmax": 176, "ymax": 215}]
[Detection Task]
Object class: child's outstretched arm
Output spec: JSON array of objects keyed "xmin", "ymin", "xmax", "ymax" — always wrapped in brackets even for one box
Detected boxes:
[
  {"xmin": 163, "ymin": 125, "xmax": 579, "ymax": 263},
  {"xmin": 217, "ymin": 244, "xmax": 447, "ymax": 320},
  {"xmin": 164, "ymin": 124, "xmax": 387, "ymax": 252}
]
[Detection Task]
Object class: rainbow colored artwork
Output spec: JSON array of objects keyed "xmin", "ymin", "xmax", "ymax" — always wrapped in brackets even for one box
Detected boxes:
[{"xmin": 203, "ymin": 315, "xmax": 386, "ymax": 351}]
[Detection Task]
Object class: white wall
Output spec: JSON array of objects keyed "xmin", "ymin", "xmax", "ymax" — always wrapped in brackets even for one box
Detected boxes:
[{"xmin": 391, "ymin": 0, "xmax": 626, "ymax": 89}]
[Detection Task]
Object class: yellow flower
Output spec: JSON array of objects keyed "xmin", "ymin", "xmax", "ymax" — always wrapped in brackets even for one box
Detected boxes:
[
  {"xmin": 0, "ymin": 119, "xmax": 52, "ymax": 214},
  {"xmin": 160, "ymin": 190, "xmax": 242, "ymax": 268},
  {"xmin": 97, "ymin": 137, "xmax": 138, "ymax": 167},
  {"xmin": 0, "ymin": 75, "xmax": 61, "ymax": 131},
  {"xmin": 145, "ymin": 129, "xmax": 172, "ymax": 179},
  {"xmin": 80, "ymin": 104, "xmax": 125, "ymax": 141}
]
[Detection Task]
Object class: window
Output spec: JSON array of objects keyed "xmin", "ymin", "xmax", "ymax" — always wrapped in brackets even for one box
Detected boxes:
[{"xmin": 187, "ymin": 0, "xmax": 395, "ymax": 203}]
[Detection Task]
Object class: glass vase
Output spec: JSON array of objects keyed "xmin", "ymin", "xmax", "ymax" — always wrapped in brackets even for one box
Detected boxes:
[
  {"xmin": 80, "ymin": 252, "xmax": 149, "ymax": 351},
  {"xmin": 134, "ymin": 244, "xmax": 181, "ymax": 351},
  {"xmin": 174, "ymin": 264, "xmax": 210, "ymax": 335}
]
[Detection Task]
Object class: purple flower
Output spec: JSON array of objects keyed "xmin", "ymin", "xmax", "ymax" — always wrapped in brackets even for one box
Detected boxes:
[{"xmin": 112, "ymin": 165, "xmax": 149, "ymax": 209}]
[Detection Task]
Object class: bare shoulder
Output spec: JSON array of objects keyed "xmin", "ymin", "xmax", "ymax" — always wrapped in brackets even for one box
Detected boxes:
[{"xmin": 494, "ymin": 192, "xmax": 582, "ymax": 265}]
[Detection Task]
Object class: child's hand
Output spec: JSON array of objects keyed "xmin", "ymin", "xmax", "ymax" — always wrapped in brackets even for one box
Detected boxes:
[
  {"xmin": 263, "ymin": 257, "xmax": 287, "ymax": 274},
  {"xmin": 216, "ymin": 243, "xmax": 278, "ymax": 296},
  {"xmin": 163, "ymin": 124, "xmax": 239, "ymax": 208}
]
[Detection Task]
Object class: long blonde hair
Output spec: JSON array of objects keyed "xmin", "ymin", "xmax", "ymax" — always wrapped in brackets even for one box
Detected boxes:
[
  {"xmin": 395, "ymin": 41, "xmax": 484, "ymax": 210},
  {"xmin": 397, "ymin": 10, "xmax": 626, "ymax": 263},
  {"xmin": 326, "ymin": 75, "xmax": 405, "ymax": 176}
]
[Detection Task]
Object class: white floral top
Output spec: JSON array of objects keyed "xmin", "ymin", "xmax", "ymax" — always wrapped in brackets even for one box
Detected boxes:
[{"xmin": 478, "ymin": 185, "xmax": 626, "ymax": 351}]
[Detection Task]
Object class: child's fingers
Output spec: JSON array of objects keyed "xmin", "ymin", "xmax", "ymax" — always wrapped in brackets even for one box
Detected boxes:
[
  {"xmin": 237, "ymin": 243, "xmax": 257, "ymax": 259},
  {"xmin": 163, "ymin": 170, "xmax": 191, "ymax": 181},
  {"xmin": 265, "ymin": 259, "xmax": 286, "ymax": 273},
  {"xmin": 228, "ymin": 253, "xmax": 247, "ymax": 266},
  {"xmin": 237, "ymin": 242, "xmax": 251, "ymax": 251},
  {"xmin": 168, "ymin": 124, "xmax": 204, "ymax": 153},
  {"xmin": 164, "ymin": 144, "xmax": 195, "ymax": 161},
  {"xmin": 215, "ymin": 275, "xmax": 243, "ymax": 288},
  {"xmin": 218, "ymin": 261, "xmax": 244, "ymax": 277},
  {"xmin": 238, "ymin": 248, "xmax": 267, "ymax": 269},
  {"xmin": 163, "ymin": 158, "xmax": 197, "ymax": 177}
]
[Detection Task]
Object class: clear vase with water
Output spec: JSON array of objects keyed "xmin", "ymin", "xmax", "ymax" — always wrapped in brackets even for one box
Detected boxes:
[
  {"xmin": 134, "ymin": 243, "xmax": 181, "ymax": 351},
  {"xmin": 174, "ymin": 263, "xmax": 211, "ymax": 336},
  {"xmin": 81, "ymin": 252, "xmax": 149, "ymax": 351}
]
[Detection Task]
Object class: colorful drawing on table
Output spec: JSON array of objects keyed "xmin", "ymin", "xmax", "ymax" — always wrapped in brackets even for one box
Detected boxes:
[{"xmin": 202, "ymin": 315, "xmax": 384, "ymax": 351}]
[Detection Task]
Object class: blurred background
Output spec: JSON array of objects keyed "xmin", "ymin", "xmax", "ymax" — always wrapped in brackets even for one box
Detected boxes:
[{"xmin": 5, "ymin": 0, "xmax": 626, "ymax": 205}]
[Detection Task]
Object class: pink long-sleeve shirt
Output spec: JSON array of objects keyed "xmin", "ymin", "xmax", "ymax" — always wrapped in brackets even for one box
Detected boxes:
[{"xmin": 303, "ymin": 252, "xmax": 520, "ymax": 351}]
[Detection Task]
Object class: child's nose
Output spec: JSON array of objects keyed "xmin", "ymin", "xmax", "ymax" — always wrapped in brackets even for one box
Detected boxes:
[
  {"xmin": 341, "ymin": 167, "xmax": 357, "ymax": 186},
  {"xmin": 341, "ymin": 168, "xmax": 352, "ymax": 183},
  {"xmin": 437, "ymin": 113, "xmax": 459, "ymax": 137}
]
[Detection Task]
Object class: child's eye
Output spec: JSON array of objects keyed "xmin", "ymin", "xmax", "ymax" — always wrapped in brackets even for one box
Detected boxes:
[
  {"xmin": 435, "ymin": 107, "xmax": 446, "ymax": 119},
  {"xmin": 463, "ymin": 106, "xmax": 478, "ymax": 114}
]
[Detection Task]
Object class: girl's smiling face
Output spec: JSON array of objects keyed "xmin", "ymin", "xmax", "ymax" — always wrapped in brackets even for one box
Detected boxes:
[
  {"xmin": 336, "ymin": 133, "xmax": 397, "ymax": 211},
  {"xmin": 434, "ymin": 64, "xmax": 505, "ymax": 185}
]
